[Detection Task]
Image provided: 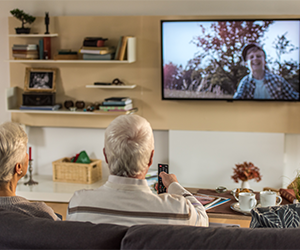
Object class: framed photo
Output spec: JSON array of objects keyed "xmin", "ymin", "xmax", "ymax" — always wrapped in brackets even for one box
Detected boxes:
[{"xmin": 24, "ymin": 68, "xmax": 57, "ymax": 92}]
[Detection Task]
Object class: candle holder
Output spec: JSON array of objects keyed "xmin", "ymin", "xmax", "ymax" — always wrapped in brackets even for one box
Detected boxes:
[{"xmin": 24, "ymin": 160, "xmax": 38, "ymax": 186}]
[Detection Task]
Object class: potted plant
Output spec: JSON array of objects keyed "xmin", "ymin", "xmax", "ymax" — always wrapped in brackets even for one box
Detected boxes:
[
  {"xmin": 231, "ymin": 161, "xmax": 262, "ymax": 189},
  {"xmin": 10, "ymin": 8, "xmax": 36, "ymax": 34}
]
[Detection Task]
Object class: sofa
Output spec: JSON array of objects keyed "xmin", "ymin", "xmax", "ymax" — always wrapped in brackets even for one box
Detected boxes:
[{"xmin": 0, "ymin": 208, "xmax": 299, "ymax": 250}]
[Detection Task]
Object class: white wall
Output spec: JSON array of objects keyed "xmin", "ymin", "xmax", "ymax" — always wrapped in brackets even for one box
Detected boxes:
[
  {"xmin": 170, "ymin": 131, "xmax": 285, "ymax": 190},
  {"xmin": 1, "ymin": 0, "xmax": 300, "ymax": 191}
]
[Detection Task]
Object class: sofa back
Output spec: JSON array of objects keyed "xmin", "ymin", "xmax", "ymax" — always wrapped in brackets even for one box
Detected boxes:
[
  {"xmin": 1, "ymin": 208, "xmax": 300, "ymax": 249},
  {"xmin": 0, "ymin": 209, "xmax": 128, "ymax": 249},
  {"xmin": 121, "ymin": 224, "xmax": 300, "ymax": 249}
]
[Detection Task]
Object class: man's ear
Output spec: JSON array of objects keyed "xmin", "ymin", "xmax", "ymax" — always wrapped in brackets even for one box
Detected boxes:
[
  {"xmin": 148, "ymin": 150, "xmax": 154, "ymax": 167},
  {"xmin": 14, "ymin": 163, "xmax": 22, "ymax": 175},
  {"xmin": 103, "ymin": 148, "xmax": 108, "ymax": 164}
]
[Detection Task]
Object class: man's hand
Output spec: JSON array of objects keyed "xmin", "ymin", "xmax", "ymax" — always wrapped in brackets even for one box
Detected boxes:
[{"xmin": 155, "ymin": 172, "xmax": 178, "ymax": 193}]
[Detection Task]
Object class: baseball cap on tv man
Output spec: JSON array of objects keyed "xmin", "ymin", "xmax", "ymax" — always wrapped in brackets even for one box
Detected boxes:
[{"xmin": 242, "ymin": 43, "xmax": 266, "ymax": 61}]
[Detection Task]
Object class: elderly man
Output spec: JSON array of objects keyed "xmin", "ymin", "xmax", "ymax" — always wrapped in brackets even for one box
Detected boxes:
[
  {"xmin": 67, "ymin": 114, "xmax": 208, "ymax": 227},
  {"xmin": 233, "ymin": 43, "xmax": 299, "ymax": 100}
]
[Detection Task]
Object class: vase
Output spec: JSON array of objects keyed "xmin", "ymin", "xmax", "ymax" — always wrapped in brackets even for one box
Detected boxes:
[{"xmin": 241, "ymin": 180, "xmax": 250, "ymax": 189}]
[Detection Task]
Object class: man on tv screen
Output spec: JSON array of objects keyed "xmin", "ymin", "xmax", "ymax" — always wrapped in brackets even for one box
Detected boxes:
[{"xmin": 233, "ymin": 43, "xmax": 299, "ymax": 100}]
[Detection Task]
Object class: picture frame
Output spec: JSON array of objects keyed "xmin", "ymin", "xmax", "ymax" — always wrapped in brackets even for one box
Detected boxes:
[{"xmin": 24, "ymin": 67, "xmax": 57, "ymax": 92}]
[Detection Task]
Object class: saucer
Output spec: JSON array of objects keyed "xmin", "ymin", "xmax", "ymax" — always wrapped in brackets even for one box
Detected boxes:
[{"xmin": 230, "ymin": 202, "xmax": 253, "ymax": 216}]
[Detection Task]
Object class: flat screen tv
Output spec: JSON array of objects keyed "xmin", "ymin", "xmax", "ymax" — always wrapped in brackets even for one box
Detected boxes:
[{"xmin": 161, "ymin": 19, "xmax": 300, "ymax": 101}]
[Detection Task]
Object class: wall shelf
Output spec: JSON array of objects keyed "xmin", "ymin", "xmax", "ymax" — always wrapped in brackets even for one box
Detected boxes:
[
  {"xmin": 86, "ymin": 84, "xmax": 136, "ymax": 89},
  {"xmin": 9, "ymin": 33, "xmax": 58, "ymax": 38},
  {"xmin": 8, "ymin": 37, "xmax": 136, "ymax": 63},
  {"xmin": 7, "ymin": 108, "xmax": 137, "ymax": 115},
  {"xmin": 8, "ymin": 59, "xmax": 134, "ymax": 64},
  {"xmin": 6, "ymin": 87, "xmax": 138, "ymax": 116}
]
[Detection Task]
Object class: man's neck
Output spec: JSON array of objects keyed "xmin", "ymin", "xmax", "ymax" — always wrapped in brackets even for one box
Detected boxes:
[{"xmin": 252, "ymin": 70, "xmax": 265, "ymax": 80}]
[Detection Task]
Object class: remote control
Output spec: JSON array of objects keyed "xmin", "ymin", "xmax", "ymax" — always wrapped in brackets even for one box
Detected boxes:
[{"xmin": 158, "ymin": 163, "xmax": 169, "ymax": 194}]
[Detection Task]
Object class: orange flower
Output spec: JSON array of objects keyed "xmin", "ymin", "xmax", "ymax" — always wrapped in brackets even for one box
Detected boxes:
[{"xmin": 231, "ymin": 162, "xmax": 262, "ymax": 183}]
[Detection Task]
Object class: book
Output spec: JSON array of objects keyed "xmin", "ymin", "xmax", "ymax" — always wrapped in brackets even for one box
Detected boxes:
[
  {"xmin": 20, "ymin": 104, "xmax": 61, "ymax": 111},
  {"xmin": 43, "ymin": 37, "xmax": 51, "ymax": 59},
  {"xmin": 53, "ymin": 54, "xmax": 78, "ymax": 60},
  {"xmin": 12, "ymin": 50, "xmax": 38, "ymax": 54},
  {"xmin": 79, "ymin": 46, "xmax": 115, "ymax": 55},
  {"xmin": 39, "ymin": 39, "xmax": 44, "ymax": 59},
  {"xmin": 82, "ymin": 53, "xmax": 114, "ymax": 60},
  {"xmin": 114, "ymin": 36, "xmax": 123, "ymax": 60},
  {"xmin": 279, "ymin": 188, "xmax": 296, "ymax": 203},
  {"xmin": 102, "ymin": 97, "xmax": 132, "ymax": 106},
  {"xmin": 102, "ymin": 101, "xmax": 132, "ymax": 106},
  {"xmin": 12, "ymin": 54, "xmax": 39, "ymax": 59},
  {"xmin": 58, "ymin": 49, "xmax": 78, "ymax": 55},
  {"xmin": 193, "ymin": 193, "xmax": 231, "ymax": 210},
  {"xmin": 83, "ymin": 37, "xmax": 108, "ymax": 47},
  {"xmin": 104, "ymin": 97, "xmax": 130, "ymax": 102},
  {"xmin": 118, "ymin": 36, "xmax": 132, "ymax": 60},
  {"xmin": 99, "ymin": 103, "xmax": 133, "ymax": 111},
  {"xmin": 13, "ymin": 44, "xmax": 38, "ymax": 50}
]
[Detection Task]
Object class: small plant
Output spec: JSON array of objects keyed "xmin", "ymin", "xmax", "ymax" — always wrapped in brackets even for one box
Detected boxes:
[
  {"xmin": 10, "ymin": 8, "xmax": 35, "ymax": 29},
  {"xmin": 231, "ymin": 161, "xmax": 262, "ymax": 183},
  {"xmin": 291, "ymin": 174, "xmax": 300, "ymax": 201}
]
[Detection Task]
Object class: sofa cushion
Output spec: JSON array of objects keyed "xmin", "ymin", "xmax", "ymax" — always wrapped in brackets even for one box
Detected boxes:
[
  {"xmin": 0, "ymin": 208, "xmax": 128, "ymax": 249},
  {"xmin": 250, "ymin": 203, "xmax": 300, "ymax": 228},
  {"xmin": 121, "ymin": 224, "xmax": 300, "ymax": 249}
]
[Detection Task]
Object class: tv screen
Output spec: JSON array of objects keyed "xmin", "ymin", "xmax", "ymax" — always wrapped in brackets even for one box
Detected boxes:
[{"xmin": 161, "ymin": 19, "xmax": 300, "ymax": 101}]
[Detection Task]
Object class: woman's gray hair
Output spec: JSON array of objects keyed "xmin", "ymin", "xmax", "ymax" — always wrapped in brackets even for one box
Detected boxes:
[
  {"xmin": 0, "ymin": 122, "xmax": 28, "ymax": 182},
  {"xmin": 104, "ymin": 115, "xmax": 154, "ymax": 177}
]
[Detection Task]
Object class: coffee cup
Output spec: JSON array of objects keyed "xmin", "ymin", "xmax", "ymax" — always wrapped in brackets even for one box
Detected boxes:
[
  {"xmin": 239, "ymin": 192, "xmax": 257, "ymax": 211},
  {"xmin": 260, "ymin": 191, "xmax": 282, "ymax": 207}
]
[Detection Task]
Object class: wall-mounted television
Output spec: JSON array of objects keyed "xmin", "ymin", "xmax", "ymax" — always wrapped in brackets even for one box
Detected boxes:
[{"xmin": 161, "ymin": 19, "xmax": 300, "ymax": 101}]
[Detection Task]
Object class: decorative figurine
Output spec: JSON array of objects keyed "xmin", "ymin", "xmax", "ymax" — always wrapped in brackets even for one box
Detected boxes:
[
  {"xmin": 24, "ymin": 147, "xmax": 38, "ymax": 186},
  {"xmin": 45, "ymin": 12, "xmax": 50, "ymax": 34}
]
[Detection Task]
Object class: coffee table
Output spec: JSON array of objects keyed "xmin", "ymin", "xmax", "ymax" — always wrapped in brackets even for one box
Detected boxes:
[{"xmin": 186, "ymin": 188, "xmax": 291, "ymax": 228}]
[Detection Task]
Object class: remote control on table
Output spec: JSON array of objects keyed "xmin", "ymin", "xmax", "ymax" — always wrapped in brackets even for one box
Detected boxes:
[{"xmin": 158, "ymin": 163, "xmax": 169, "ymax": 194}]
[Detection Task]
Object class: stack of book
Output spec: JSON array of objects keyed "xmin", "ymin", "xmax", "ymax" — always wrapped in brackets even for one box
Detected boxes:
[
  {"xmin": 99, "ymin": 97, "xmax": 133, "ymax": 111},
  {"xmin": 38, "ymin": 37, "xmax": 52, "ymax": 59},
  {"xmin": 193, "ymin": 193, "xmax": 231, "ymax": 210},
  {"xmin": 12, "ymin": 44, "xmax": 38, "ymax": 59},
  {"xmin": 79, "ymin": 37, "xmax": 115, "ymax": 60}
]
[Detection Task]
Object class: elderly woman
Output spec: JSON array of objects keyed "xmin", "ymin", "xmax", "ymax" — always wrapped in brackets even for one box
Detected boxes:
[{"xmin": 0, "ymin": 122, "xmax": 60, "ymax": 220}]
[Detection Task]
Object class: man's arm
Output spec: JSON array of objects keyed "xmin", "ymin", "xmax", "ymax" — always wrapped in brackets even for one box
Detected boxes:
[{"xmin": 159, "ymin": 172, "xmax": 209, "ymax": 227}]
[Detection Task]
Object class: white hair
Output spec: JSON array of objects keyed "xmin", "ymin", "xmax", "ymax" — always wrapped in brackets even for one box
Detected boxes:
[
  {"xmin": 104, "ymin": 115, "xmax": 154, "ymax": 177},
  {"xmin": 0, "ymin": 122, "xmax": 28, "ymax": 182}
]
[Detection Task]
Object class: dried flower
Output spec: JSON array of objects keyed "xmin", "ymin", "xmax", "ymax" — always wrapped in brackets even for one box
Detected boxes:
[{"xmin": 231, "ymin": 162, "xmax": 262, "ymax": 183}]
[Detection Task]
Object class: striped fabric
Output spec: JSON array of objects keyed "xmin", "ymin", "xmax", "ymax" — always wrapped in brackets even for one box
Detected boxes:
[{"xmin": 250, "ymin": 203, "xmax": 300, "ymax": 228}]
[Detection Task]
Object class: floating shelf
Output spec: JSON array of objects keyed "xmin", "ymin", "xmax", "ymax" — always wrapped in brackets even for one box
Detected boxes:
[
  {"xmin": 6, "ymin": 87, "xmax": 138, "ymax": 116},
  {"xmin": 9, "ymin": 33, "xmax": 58, "ymax": 38},
  {"xmin": 8, "ymin": 59, "xmax": 134, "ymax": 64},
  {"xmin": 8, "ymin": 37, "xmax": 136, "ymax": 63},
  {"xmin": 86, "ymin": 84, "xmax": 136, "ymax": 89},
  {"xmin": 7, "ymin": 109, "xmax": 137, "ymax": 115}
]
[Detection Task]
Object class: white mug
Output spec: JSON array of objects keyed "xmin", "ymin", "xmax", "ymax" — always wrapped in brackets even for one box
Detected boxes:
[
  {"xmin": 260, "ymin": 191, "xmax": 282, "ymax": 207},
  {"xmin": 239, "ymin": 192, "xmax": 257, "ymax": 211}
]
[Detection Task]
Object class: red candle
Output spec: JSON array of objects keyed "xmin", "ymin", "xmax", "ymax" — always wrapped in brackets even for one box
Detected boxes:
[{"xmin": 29, "ymin": 147, "xmax": 32, "ymax": 160}]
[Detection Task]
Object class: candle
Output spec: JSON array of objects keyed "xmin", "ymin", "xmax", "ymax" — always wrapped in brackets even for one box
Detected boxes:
[{"xmin": 29, "ymin": 147, "xmax": 32, "ymax": 160}]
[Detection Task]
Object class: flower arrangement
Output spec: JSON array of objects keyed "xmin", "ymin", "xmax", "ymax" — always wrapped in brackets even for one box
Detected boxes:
[{"xmin": 231, "ymin": 161, "xmax": 262, "ymax": 183}]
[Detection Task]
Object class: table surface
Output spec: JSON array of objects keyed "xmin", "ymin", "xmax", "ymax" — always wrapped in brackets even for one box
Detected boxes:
[{"xmin": 186, "ymin": 188, "xmax": 291, "ymax": 219}]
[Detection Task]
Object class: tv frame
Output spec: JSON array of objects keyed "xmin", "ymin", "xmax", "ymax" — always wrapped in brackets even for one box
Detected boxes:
[{"xmin": 160, "ymin": 18, "xmax": 300, "ymax": 102}]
